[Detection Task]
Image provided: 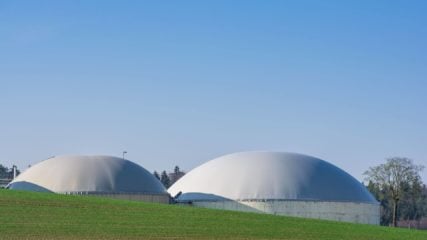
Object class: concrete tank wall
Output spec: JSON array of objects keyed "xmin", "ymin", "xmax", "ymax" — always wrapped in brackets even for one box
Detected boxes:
[
  {"xmin": 66, "ymin": 192, "xmax": 171, "ymax": 204},
  {"xmin": 183, "ymin": 200, "xmax": 380, "ymax": 225}
]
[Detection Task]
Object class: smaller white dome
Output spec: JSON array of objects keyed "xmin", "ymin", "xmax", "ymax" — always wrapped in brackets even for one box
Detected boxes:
[{"xmin": 8, "ymin": 155, "xmax": 166, "ymax": 194}]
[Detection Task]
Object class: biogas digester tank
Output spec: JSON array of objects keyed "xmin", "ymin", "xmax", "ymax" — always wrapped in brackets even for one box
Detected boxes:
[
  {"xmin": 168, "ymin": 152, "xmax": 379, "ymax": 224},
  {"xmin": 8, "ymin": 155, "xmax": 169, "ymax": 203}
]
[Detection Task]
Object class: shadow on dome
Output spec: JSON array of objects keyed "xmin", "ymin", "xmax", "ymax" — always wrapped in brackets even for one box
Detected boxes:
[
  {"xmin": 176, "ymin": 192, "xmax": 231, "ymax": 202},
  {"xmin": 7, "ymin": 181, "xmax": 53, "ymax": 193},
  {"xmin": 175, "ymin": 192, "xmax": 264, "ymax": 214}
]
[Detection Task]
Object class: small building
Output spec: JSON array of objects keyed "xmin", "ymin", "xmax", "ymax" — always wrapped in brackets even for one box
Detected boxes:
[
  {"xmin": 168, "ymin": 151, "xmax": 380, "ymax": 224},
  {"xmin": 8, "ymin": 155, "xmax": 170, "ymax": 203},
  {"xmin": 0, "ymin": 178, "xmax": 12, "ymax": 188}
]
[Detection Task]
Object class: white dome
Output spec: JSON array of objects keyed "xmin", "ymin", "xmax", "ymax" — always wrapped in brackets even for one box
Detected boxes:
[
  {"xmin": 8, "ymin": 155, "xmax": 166, "ymax": 194},
  {"xmin": 168, "ymin": 152, "xmax": 377, "ymax": 203}
]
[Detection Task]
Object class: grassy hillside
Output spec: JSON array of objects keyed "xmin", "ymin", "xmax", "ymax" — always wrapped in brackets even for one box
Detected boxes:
[{"xmin": 0, "ymin": 190, "xmax": 425, "ymax": 239}]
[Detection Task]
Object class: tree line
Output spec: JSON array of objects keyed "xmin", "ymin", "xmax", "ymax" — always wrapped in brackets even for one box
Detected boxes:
[
  {"xmin": 364, "ymin": 157, "xmax": 426, "ymax": 227},
  {"xmin": 153, "ymin": 166, "xmax": 185, "ymax": 189},
  {"xmin": 0, "ymin": 164, "xmax": 20, "ymax": 179}
]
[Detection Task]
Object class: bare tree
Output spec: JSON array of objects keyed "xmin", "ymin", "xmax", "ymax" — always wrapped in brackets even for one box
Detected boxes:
[
  {"xmin": 364, "ymin": 157, "xmax": 424, "ymax": 227},
  {"xmin": 169, "ymin": 166, "xmax": 185, "ymax": 185}
]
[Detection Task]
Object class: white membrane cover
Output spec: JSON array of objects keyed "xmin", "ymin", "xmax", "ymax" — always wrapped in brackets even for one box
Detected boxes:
[
  {"xmin": 168, "ymin": 152, "xmax": 377, "ymax": 203},
  {"xmin": 8, "ymin": 155, "xmax": 166, "ymax": 194}
]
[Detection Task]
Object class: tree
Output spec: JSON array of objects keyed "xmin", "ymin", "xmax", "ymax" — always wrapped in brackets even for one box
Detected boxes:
[
  {"xmin": 153, "ymin": 171, "xmax": 160, "ymax": 180},
  {"xmin": 169, "ymin": 166, "xmax": 185, "ymax": 185},
  {"xmin": 364, "ymin": 157, "xmax": 424, "ymax": 227},
  {"xmin": 367, "ymin": 180, "xmax": 393, "ymax": 225},
  {"xmin": 155, "ymin": 166, "xmax": 186, "ymax": 188},
  {"xmin": 399, "ymin": 177, "xmax": 426, "ymax": 222},
  {"xmin": 160, "ymin": 170, "xmax": 171, "ymax": 189},
  {"xmin": 0, "ymin": 164, "xmax": 20, "ymax": 179},
  {"xmin": 0, "ymin": 164, "xmax": 8, "ymax": 178}
]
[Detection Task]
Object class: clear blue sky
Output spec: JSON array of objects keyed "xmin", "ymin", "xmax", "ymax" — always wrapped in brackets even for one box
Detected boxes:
[{"xmin": 1, "ymin": 1, "xmax": 426, "ymax": 182}]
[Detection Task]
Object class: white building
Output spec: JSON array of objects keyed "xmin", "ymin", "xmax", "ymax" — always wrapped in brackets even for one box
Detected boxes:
[
  {"xmin": 8, "ymin": 155, "xmax": 169, "ymax": 203},
  {"xmin": 168, "ymin": 152, "xmax": 379, "ymax": 224}
]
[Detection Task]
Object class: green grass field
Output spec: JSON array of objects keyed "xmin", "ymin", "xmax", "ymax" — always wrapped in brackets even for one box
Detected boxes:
[{"xmin": 0, "ymin": 190, "xmax": 426, "ymax": 239}]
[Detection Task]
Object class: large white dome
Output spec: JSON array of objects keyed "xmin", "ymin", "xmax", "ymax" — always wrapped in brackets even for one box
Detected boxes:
[
  {"xmin": 8, "ymin": 155, "xmax": 166, "ymax": 194},
  {"xmin": 168, "ymin": 152, "xmax": 377, "ymax": 203}
]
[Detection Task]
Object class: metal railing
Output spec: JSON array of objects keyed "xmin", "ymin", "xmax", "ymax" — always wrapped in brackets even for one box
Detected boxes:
[{"xmin": 0, "ymin": 178, "xmax": 12, "ymax": 188}]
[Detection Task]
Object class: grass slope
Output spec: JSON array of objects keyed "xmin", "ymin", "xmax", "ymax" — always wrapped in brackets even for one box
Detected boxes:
[{"xmin": 0, "ymin": 190, "xmax": 426, "ymax": 240}]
